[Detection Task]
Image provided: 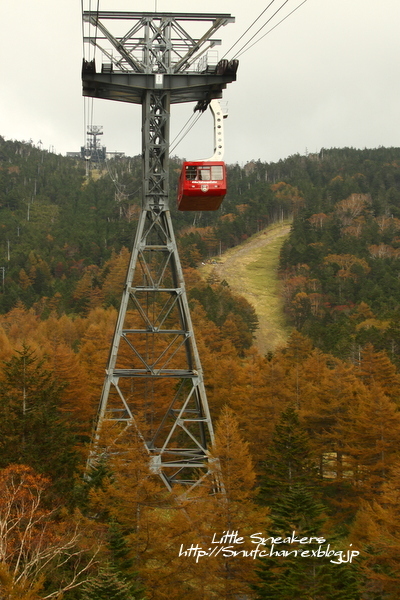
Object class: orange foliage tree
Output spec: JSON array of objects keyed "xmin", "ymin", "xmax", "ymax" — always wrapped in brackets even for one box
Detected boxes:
[{"xmin": 351, "ymin": 461, "xmax": 400, "ymax": 598}]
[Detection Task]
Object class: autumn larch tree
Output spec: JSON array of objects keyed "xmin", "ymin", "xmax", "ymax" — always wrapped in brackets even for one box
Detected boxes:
[
  {"xmin": 206, "ymin": 405, "xmax": 269, "ymax": 599},
  {"xmin": 350, "ymin": 460, "xmax": 400, "ymax": 599}
]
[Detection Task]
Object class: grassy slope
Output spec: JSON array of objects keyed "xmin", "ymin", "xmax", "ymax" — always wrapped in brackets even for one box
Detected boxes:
[{"xmin": 198, "ymin": 221, "xmax": 292, "ymax": 355}]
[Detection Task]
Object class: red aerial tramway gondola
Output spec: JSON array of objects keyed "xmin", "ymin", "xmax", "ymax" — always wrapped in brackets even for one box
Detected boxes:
[{"xmin": 178, "ymin": 100, "xmax": 227, "ymax": 211}]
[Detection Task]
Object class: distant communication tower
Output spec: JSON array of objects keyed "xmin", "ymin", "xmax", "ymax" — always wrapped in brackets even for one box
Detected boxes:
[
  {"xmin": 85, "ymin": 125, "xmax": 104, "ymax": 160},
  {"xmin": 82, "ymin": 9, "xmax": 238, "ymax": 491},
  {"xmin": 82, "ymin": 125, "xmax": 106, "ymax": 175}
]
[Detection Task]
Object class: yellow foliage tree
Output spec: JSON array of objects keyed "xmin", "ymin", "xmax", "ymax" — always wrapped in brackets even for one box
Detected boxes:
[{"xmin": 351, "ymin": 461, "xmax": 400, "ymax": 598}]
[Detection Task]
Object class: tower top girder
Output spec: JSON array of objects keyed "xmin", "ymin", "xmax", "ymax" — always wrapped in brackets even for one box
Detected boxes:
[
  {"xmin": 83, "ymin": 11, "xmax": 234, "ymax": 22},
  {"xmin": 83, "ymin": 10, "xmax": 236, "ymax": 80}
]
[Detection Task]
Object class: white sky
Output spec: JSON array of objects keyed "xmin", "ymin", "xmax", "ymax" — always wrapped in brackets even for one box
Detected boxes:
[{"xmin": 0, "ymin": 0, "xmax": 399, "ymax": 165}]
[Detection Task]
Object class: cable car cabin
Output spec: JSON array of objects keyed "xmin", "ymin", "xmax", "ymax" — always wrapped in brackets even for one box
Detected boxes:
[{"xmin": 177, "ymin": 161, "xmax": 226, "ymax": 211}]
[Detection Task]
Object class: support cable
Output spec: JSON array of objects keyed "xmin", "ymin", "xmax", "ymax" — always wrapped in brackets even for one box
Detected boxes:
[
  {"xmin": 104, "ymin": 157, "xmax": 142, "ymax": 199},
  {"xmin": 222, "ymin": 0, "xmax": 277, "ymax": 59},
  {"xmin": 82, "ymin": 0, "xmax": 99, "ymax": 166},
  {"xmin": 81, "ymin": 0, "xmax": 86, "ymax": 60},
  {"xmin": 170, "ymin": 112, "xmax": 203, "ymax": 154},
  {"xmin": 82, "ymin": 1, "xmax": 89, "ymax": 161},
  {"xmin": 234, "ymin": 0, "xmax": 309, "ymax": 59},
  {"xmin": 94, "ymin": 0, "xmax": 100, "ymax": 61},
  {"xmin": 170, "ymin": 113, "xmax": 197, "ymax": 152},
  {"xmin": 221, "ymin": 0, "xmax": 308, "ymax": 63},
  {"xmin": 231, "ymin": 0, "xmax": 291, "ymax": 60}
]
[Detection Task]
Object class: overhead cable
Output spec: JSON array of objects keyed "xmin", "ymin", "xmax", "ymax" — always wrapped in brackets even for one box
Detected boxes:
[
  {"xmin": 170, "ymin": 112, "xmax": 204, "ymax": 154},
  {"xmin": 222, "ymin": 0, "xmax": 277, "ymax": 59},
  {"xmin": 170, "ymin": 113, "xmax": 198, "ymax": 150},
  {"xmin": 235, "ymin": 0, "xmax": 309, "ymax": 59},
  {"xmin": 81, "ymin": 0, "xmax": 86, "ymax": 60},
  {"xmin": 231, "ymin": 0, "xmax": 291, "ymax": 59},
  {"xmin": 93, "ymin": 0, "xmax": 100, "ymax": 62}
]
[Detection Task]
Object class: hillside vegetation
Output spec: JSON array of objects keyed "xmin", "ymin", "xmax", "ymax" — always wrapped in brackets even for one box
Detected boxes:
[
  {"xmin": 2, "ymin": 137, "xmax": 400, "ymax": 598},
  {"xmin": 279, "ymin": 150, "xmax": 400, "ymax": 365}
]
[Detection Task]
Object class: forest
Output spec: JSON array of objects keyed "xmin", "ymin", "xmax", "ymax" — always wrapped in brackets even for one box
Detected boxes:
[{"xmin": 1, "ymin": 136, "xmax": 400, "ymax": 598}]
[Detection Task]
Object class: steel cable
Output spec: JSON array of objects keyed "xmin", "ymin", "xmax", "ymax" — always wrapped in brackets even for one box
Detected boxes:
[
  {"xmin": 235, "ymin": 0, "xmax": 309, "ymax": 59},
  {"xmin": 222, "ymin": 0, "xmax": 277, "ymax": 59},
  {"xmin": 170, "ymin": 112, "xmax": 203, "ymax": 154},
  {"xmin": 231, "ymin": 0, "xmax": 291, "ymax": 60}
]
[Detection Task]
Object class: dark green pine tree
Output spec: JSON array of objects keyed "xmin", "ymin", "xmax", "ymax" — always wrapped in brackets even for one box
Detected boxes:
[
  {"xmin": 258, "ymin": 404, "xmax": 318, "ymax": 505},
  {"xmin": 81, "ymin": 523, "xmax": 145, "ymax": 600},
  {"xmin": 107, "ymin": 521, "xmax": 145, "ymax": 598},
  {"xmin": 77, "ymin": 456, "xmax": 111, "ymax": 512},
  {"xmin": 253, "ymin": 484, "xmax": 360, "ymax": 600},
  {"xmin": 0, "ymin": 345, "xmax": 78, "ymax": 496},
  {"xmin": 254, "ymin": 407, "xmax": 360, "ymax": 600},
  {"xmin": 80, "ymin": 565, "xmax": 138, "ymax": 600}
]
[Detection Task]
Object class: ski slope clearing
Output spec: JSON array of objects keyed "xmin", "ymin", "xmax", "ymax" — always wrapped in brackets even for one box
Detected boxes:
[{"xmin": 199, "ymin": 222, "xmax": 292, "ymax": 355}]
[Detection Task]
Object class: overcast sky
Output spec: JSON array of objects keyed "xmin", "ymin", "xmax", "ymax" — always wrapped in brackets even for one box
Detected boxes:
[{"xmin": 0, "ymin": 0, "xmax": 399, "ymax": 165}]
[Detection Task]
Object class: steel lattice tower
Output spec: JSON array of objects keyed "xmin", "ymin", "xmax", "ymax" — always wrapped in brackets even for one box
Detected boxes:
[{"xmin": 82, "ymin": 9, "xmax": 237, "ymax": 491}]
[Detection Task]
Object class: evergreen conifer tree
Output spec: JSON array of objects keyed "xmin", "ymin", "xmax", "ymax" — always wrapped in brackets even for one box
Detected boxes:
[
  {"xmin": 254, "ymin": 483, "xmax": 360, "ymax": 600},
  {"xmin": 80, "ymin": 522, "xmax": 145, "ymax": 600},
  {"xmin": 259, "ymin": 404, "xmax": 317, "ymax": 504},
  {"xmin": 107, "ymin": 521, "xmax": 145, "ymax": 598},
  {"xmin": 255, "ymin": 406, "xmax": 360, "ymax": 599},
  {"xmin": 80, "ymin": 564, "xmax": 139, "ymax": 600},
  {"xmin": 0, "ymin": 345, "xmax": 78, "ymax": 496}
]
